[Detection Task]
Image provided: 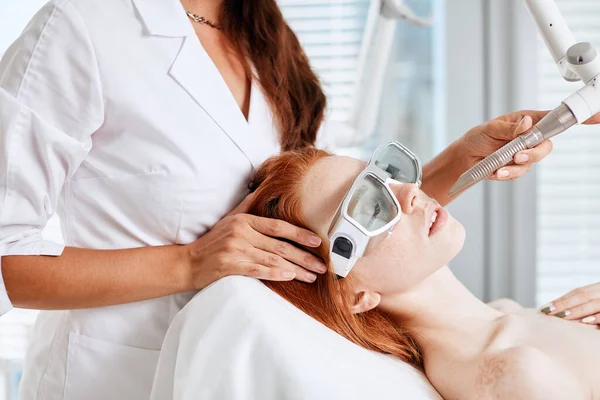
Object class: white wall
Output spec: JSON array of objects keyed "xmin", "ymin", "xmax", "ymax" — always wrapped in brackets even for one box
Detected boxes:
[
  {"xmin": 482, "ymin": 0, "xmax": 539, "ymax": 306},
  {"xmin": 444, "ymin": 0, "xmax": 540, "ymax": 306},
  {"xmin": 443, "ymin": 0, "xmax": 487, "ymax": 299}
]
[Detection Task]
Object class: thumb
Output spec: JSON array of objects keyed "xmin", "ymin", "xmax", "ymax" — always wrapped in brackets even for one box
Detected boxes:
[
  {"xmin": 227, "ymin": 192, "xmax": 256, "ymax": 217},
  {"xmin": 512, "ymin": 115, "xmax": 533, "ymax": 138}
]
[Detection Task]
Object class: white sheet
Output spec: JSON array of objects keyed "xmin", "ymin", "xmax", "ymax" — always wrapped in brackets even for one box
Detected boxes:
[{"xmin": 150, "ymin": 276, "xmax": 441, "ymax": 400}]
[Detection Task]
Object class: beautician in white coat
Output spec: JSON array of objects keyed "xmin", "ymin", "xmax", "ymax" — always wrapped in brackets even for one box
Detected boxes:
[{"xmin": 0, "ymin": 1, "xmax": 596, "ymax": 399}]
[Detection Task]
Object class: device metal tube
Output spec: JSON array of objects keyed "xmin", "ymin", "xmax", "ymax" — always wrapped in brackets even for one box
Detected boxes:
[{"xmin": 536, "ymin": 102, "xmax": 579, "ymax": 140}]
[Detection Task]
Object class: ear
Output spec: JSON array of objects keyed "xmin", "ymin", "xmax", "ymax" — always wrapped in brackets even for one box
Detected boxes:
[{"xmin": 350, "ymin": 290, "xmax": 381, "ymax": 315}]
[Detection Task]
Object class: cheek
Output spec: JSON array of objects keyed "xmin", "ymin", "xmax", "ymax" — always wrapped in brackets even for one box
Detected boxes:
[
  {"xmin": 359, "ymin": 226, "xmax": 433, "ymax": 292},
  {"xmin": 357, "ymin": 217, "xmax": 464, "ymax": 293}
]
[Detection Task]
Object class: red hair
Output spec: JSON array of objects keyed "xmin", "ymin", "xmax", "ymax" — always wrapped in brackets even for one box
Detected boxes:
[{"xmin": 247, "ymin": 147, "xmax": 423, "ymax": 369}]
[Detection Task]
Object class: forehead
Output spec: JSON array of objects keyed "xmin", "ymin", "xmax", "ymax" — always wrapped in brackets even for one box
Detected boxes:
[{"xmin": 299, "ymin": 155, "xmax": 366, "ymax": 237}]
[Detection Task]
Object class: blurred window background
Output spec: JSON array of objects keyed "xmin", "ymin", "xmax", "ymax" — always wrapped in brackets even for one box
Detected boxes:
[
  {"xmin": 535, "ymin": 0, "xmax": 600, "ymax": 307},
  {"xmin": 279, "ymin": 0, "xmax": 445, "ymax": 161}
]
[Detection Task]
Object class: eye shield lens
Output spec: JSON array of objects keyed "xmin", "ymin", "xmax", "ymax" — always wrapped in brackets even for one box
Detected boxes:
[
  {"xmin": 374, "ymin": 145, "xmax": 418, "ymax": 183},
  {"xmin": 347, "ymin": 174, "xmax": 398, "ymax": 233}
]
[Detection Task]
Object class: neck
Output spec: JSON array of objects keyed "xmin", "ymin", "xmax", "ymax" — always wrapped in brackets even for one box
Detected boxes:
[
  {"xmin": 381, "ymin": 266, "xmax": 504, "ymax": 361},
  {"xmin": 181, "ymin": 0, "xmax": 223, "ymax": 21}
]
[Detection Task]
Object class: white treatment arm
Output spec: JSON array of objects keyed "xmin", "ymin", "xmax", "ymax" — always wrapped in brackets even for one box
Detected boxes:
[
  {"xmin": 333, "ymin": 0, "xmax": 431, "ymax": 147},
  {"xmin": 525, "ymin": 0, "xmax": 600, "ymax": 122},
  {"xmin": 449, "ymin": 0, "xmax": 600, "ymax": 196}
]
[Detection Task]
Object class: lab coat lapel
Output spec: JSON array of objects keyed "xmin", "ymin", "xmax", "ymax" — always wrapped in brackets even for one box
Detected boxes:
[
  {"xmin": 131, "ymin": 0, "xmax": 264, "ymax": 169},
  {"xmin": 169, "ymin": 36, "xmax": 263, "ymax": 168}
]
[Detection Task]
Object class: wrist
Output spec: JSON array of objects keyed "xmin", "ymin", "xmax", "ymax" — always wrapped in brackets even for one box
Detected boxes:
[
  {"xmin": 423, "ymin": 138, "xmax": 469, "ymax": 182},
  {"xmin": 421, "ymin": 138, "xmax": 473, "ymax": 206},
  {"xmin": 173, "ymin": 244, "xmax": 195, "ymax": 292},
  {"xmin": 448, "ymin": 137, "xmax": 474, "ymax": 174}
]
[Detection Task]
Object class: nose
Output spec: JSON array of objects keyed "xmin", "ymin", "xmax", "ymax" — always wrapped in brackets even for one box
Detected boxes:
[{"xmin": 390, "ymin": 183, "xmax": 420, "ymax": 214}]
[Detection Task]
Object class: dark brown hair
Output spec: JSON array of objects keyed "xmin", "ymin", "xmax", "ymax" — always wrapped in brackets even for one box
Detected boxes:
[
  {"xmin": 221, "ymin": 1, "xmax": 327, "ymax": 151},
  {"xmin": 247, "ymin": 148, "xmax": 423, "ymax": 369}
]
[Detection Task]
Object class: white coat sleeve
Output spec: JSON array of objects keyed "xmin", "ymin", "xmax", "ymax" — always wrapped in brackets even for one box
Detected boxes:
[{"xmin": 0, "ymin": 1, "xmax": 104, "ymax": 316}]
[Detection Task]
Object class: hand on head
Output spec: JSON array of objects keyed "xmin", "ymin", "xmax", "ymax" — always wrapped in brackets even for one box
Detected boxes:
[{"xmin": 182, "ymin": 186, "xmax": 328, "ymax": 290}]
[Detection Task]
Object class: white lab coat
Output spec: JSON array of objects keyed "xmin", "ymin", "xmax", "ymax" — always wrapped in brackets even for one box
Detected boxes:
[{"xmin": 0, "ymin": 0, "xmax": 331, "ymax": 399}]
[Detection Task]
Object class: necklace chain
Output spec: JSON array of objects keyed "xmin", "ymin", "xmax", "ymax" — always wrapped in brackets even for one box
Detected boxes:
[{"xmin": 186, "ymin": 11, "xmax": 223, "ymax": 30}]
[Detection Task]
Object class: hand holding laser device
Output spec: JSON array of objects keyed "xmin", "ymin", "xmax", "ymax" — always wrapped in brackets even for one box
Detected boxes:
[{"xmin": 449, "ymin": 0, "xmax": 600, "ymax": 196}]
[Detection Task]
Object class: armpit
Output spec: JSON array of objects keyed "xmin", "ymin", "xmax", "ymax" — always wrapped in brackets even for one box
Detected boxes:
[{"xmin": 475, "ymin": 347, "xmax": 588, "ymax": 400}]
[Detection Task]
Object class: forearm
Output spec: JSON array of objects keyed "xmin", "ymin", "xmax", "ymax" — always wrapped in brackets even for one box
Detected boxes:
[
  {"xmin": 421, "ymin": 139, "xmax": 471, "ymax": 207},
  {"xmin": 1, "ymin": 245, "xmax": 192, "ymax": 310}
]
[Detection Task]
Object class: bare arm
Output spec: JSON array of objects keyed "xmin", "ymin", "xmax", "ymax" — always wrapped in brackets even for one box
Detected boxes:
[
  {"xmin": 1, "ymin": 245, "xmax": 192, "ymax": 310},
  {"xmin": 2, "ymin": 210, "xmax": 327, "ymax": 311},
  {"xmin": 421, "ymin": 140, "xmax": 470, "ymax": 207}
]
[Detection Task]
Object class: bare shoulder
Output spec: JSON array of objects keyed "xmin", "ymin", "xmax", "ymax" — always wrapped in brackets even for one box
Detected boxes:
[
  {"xmin": 474, "ymin": 346, "xmax": 588, "ymax": 400},
  {"xmin": 487, "ymin": 298, "xmax": 523, "ymax": 313}
]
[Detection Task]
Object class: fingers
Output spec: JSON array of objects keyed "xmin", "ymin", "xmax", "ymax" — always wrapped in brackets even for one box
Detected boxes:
[
  {"xmin": 238, "ymin": 248, "xmax": 319, "ymax": 283},
  {"xmin": 583, "ymin": 112, "xmax": 600, "ymax": 125},
  {"xmin": 513, "ymin": 115, "xmax": 533, "ymax": 137},
  {"xmin": 198, "ymin": 214, "xmax": 325, "ymax": 287},
  {"xmin": 513, "ymin": 139, "xmax": 553, "ymax": 165},
  {"xmin": 489, "ymin": 164, "xmax": 532, "ymax": 181},
  {"xmin": 256, "ymin": 235, "xmax": 328, "ymax": 274},
  {"xmin": 489, "ymin": 139, "xmax": 552, "ymax": 181},
  {"xmin": 562, "ymin": 300, "xmax": 600, "ymax": 321},
  {"xmin": 246, "ymin": 215, "xmax": 322, "ymax": 248},
  {"xmin": 483, "ymin": 115, "xmax": 533, "ymax": 142},
  {"xmin": 580, "ymin": 314, "xmax": 600, "ymax": 326},
  {"xmin": 499, "ymin": 110, "xmax": 550, "ymax": 125},
  {"xmin": 540, "ymin": 283, "xmax": 600, "ymax": 320},
  {"xmin": 234, "ymin": 263, "xmax": 297, "ymax": 282}
]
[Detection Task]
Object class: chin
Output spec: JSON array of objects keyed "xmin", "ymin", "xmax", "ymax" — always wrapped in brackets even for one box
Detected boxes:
[
  {"xmin": 449, "ymin": 218, "xmax": 466, "ymax": 255},
  {"xmin": 438, "ymin": 216, "xmax": 465, "ymax": 263}
]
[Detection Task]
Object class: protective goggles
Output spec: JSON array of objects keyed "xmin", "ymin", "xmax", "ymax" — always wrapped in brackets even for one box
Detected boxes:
[{"xmin": 327, "ymin": 141, "xmax": 422, "ymax": 278}]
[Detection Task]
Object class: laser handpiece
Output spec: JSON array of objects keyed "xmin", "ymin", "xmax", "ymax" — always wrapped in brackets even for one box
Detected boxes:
[
  {"xmin": 449, "ymin": 104, "xmax": 577, "ymax": 196},
  {"xmin": 449, "ymin": 0, "xmax": 600, "ymax": 197}
]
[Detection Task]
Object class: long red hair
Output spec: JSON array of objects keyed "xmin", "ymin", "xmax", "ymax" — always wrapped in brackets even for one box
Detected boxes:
[
  {"xmin": 221, "ymin": 1, "xmax": 326, "ymax": 151},
  {"xmin": 247, "ymin": 148, "xmax": 423, "ymax": 369}
]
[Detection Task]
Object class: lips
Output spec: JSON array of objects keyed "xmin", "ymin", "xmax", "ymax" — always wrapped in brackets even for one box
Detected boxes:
[
  {"xmin": 429, "ymin": 211, "xmax": 438, "ymax": 230},
  {"xmin": 427, "ymin": 206, "xmax": 448, "ymax": 237}
]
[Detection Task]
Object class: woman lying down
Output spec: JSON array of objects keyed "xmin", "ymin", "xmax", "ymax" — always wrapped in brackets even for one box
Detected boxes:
[{"xmin": 243, "ymin": 142, "xmax": 599, "ymax": 400}]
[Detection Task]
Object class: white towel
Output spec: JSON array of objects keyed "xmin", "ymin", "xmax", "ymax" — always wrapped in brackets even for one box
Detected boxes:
[{"xmin": 150, "ymin": 276, "xmax": 441, "ymax": 400}]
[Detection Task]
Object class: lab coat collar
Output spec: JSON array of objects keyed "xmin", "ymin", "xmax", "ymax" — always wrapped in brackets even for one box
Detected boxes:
[
  {"xmin": 133, "ymin": 0, "xmax": 274, "ymax": 169},
  {"xmin": 169, "ymin": 36, "xmax": 269, "ymax": 169},
  {"xmin": 131, "ymin": 0, "xmax": 193, "ymax": 37}
]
